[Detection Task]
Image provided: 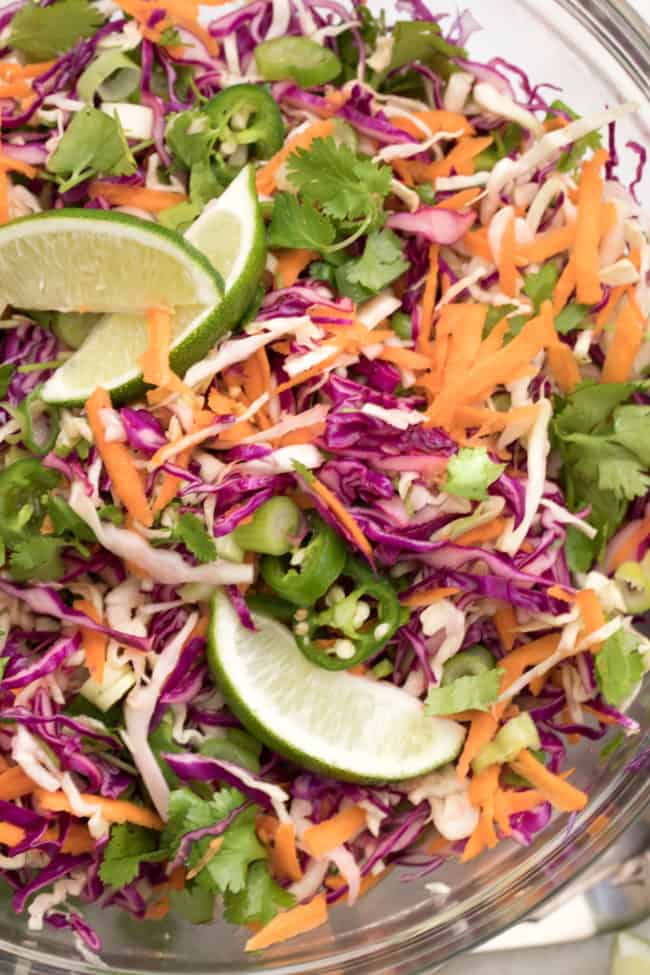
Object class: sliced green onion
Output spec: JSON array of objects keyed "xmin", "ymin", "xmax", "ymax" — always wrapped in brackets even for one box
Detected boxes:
[
  {"xmin": 255, "ymin": 37, "xmax": 342, "ymax": 87},
  {"xmin": 16, "ymin": 386, "xmax": 60, "ymax": 456},
  {"xmin": 442, "ymin": 644, "xmax": 495, "ymax": 684},
  {"xmin": 472, "ymin": 712, "xmax": 541, "ymax": 775}
]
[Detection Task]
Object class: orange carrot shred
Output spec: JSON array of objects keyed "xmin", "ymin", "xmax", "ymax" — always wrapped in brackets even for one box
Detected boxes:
[
  {"xmin": 498, "ymin": 213, "xmax": 518, "ymax": 298},
  {"xmin": 595, "ymin": 284, "xmax": 626, "ymax": 334},
  {"xmin": 509, "ymin": 749, "xmax": 587, "ymax": 812},
  {"xmin": 88, "ymin": 182, "xmax": 187, "ymax": 212},
  {"xmin": 245, "ymin": 894, "xmax": 328, "ymax": 952},
  {"xmin": 304, "ymin": 474, "xmax": 373, "ymax": 561},
  {"xmin": 400, "ymin": 587, "xmax": 460, "ymax": 609},
  {"xmin": 457, "ymin": 712, "xmax": 498, "ymax": 780},
  {"xmin": 392, "ymin": 109, "xmax": 475, "ymax": 141},
  {"xmin": 455, "ymin": 518, "xmax": 507, "ymax": 547},
  {"xmin": 602, "ymin": 295, "xmax": 645, "ymax": 384},
  {"xmin": 520, "ymin": 224, "xmax": 575, "ymax": 265},
  {"xmin": 436, "ymin": 187, "xmax": 482, "ymax": 211},
  {"xmin": 574, "ymin": 149, "xmax": 608, "ymax": 304},
  {"xmin": 86, "ymin": 387, "xmax": 153, "ymax": 527},
  {"xmin": 274, "ymin": 249, "xmax": 316, "ymax": 288},
  {"xmin": 73, "ymin": 598, "xmax": 107, "ymax": 685},
  {"xmin": 575, "ymin": 589, "xmax": 606, "ymax": 652},
  {"xmin": 0, "ymin": 765, "xmax": 37, "ymax": 801},
  {"xmin": 605, "ymin": 514, "xmax": 650, "ymax": 573},
  {"xmin": 302, "ymin": 806, "xmax": 367, "ymax": 859},
  {"xmin": 34, "ymin": 789, "xmax": 164, "ymax": 830},
  {"xmin": 552, "ymin": 256, "xmax": 576, "ymax": 314},
  {"xmin": 494, "ymin": 605, "xmax": 517, "ymax": 652}
]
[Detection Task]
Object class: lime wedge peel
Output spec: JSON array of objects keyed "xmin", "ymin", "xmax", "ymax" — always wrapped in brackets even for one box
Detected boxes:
[
  {"xmin": 39, "ymin": 165, "xmax": 264, "ymax": 406},
  {"xmin": 611, "ymin": 932, "xmax": 650, "ymax": 975},
  {"xmin": 207, "ymin": 589, "xmax": 466, "ymax": 784}
]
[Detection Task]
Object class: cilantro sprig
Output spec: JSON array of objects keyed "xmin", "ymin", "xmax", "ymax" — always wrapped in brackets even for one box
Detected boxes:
[
  {"xmin": 553, "ymin": 382, "xmax": 650, "ymax": 562},
  {"xmin": 268, "ymin": 137, "xmax": 393, "ymax": 261}
]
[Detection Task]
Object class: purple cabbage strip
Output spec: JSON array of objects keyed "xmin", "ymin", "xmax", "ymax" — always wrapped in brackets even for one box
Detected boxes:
[
  {"xmin": 0, "ymin": 632, "xmax": 81, "ymax": 691},
  {"xmin": 162, "ymin": 753, "xmax": 277, "ymax": 810}
]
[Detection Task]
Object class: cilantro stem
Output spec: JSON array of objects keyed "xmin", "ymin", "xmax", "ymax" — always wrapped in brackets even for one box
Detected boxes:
[
  {"xmin": 17, "ymin": 357, "xmax": 71, "ymax": 374},
  {"xmin": 324, "ymin": 217, "xmax": 372, "ymax": 254}
]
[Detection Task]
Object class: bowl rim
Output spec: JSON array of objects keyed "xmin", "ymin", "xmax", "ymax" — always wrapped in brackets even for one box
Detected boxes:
[{"xmin": 1, "ymin": 1, "xmax": 649, "ymax": 973}]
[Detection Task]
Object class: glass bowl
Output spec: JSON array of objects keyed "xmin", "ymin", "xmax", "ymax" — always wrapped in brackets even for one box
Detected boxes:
[{"xmin": 3, "ymin": 1, "xmax": 650, "ymax": 973}]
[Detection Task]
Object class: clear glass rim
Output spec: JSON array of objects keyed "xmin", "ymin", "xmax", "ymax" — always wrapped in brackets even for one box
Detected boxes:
[{"xmin": 2, "ymin": 2, "xmax": 649, "ymax": 974}]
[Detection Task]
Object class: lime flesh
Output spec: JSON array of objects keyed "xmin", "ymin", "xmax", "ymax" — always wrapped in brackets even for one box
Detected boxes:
[{"xmin": 207, "ymin": 589, "xmax": 466, "ymax": 784}]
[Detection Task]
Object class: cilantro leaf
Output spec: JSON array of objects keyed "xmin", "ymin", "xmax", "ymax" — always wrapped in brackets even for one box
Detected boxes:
[
  {"xmin": 612, "ymin": 405, "xmax": 650, "ymax": 466},
  {"xmin": 286, "ymin": 137, "xmax": 391, "ymax": 225},
  {"xmin": 267, "ymin": 193, "xmax": 336, "ymax": 251},
  {"xmin": 161, "ymin": 787, "xmax": 244, "ymax": 861},
  {"xmin": 443, "ymin": 447, "xmax": 505, "ymax": 501},
  {"xmin": 388, "ymin": 20, "xmax": 465, "ymax": 79},
  {"xmin": 565, "ymin": 525, "xmax": 597, "ymax": 576},
  {"xmin": 47, "ymin": 496, "xmax": 95, "ymax": 546},
  {"xmin": 10, "ymin": 0, "xmax": 104, "ymax": 62},
  {"xmin": 346, "ymin": 229, "xmax": 409, "ymax": 293},
  {"xmin": 8, "ymin": 535, "xmax": 65, "ymax": 582},
  {"xmin": 166, "ymin": 110, "xmax": 218, "ymax": 169},
  {"xmin": 47, "ymin": 107, "xmax": 136, "ymax": 192},
  {"xmin": 169, "ymin": 884, "xmax": 215, "ymax": 924},
  {"xmin": 555, "ymin": 302, "xmax": 590, "ymax": 335},
  {"xmin": 192, "ymin": 806, "xmax": 266, "ymax": 895},
  {"xmin": 173, "ymin": 513, "xmax": 217, "ymax": 564},
  {"xmin": 99, "ymin": 823, "xmax": 162, "ymax": 888},
  {"xmin": 424, "ymin": 669, "xmax": 503, "ymax": 716},
  {"xmin": 523, "ymin": 263, "xmax": 559, "ymax": 312},
  {"xmin": 474, "ymin": 122, "xmax": 523, "ymax": 172},
  {"xmin": 595, "ymin": 628, "xmax": 644, "ymax": 707},
  {"xmin": 548, "ymin": 100, "xmax": 602, "ymax": 173},
  {"xmin": 223, "ymin": 861, "xmax": 294, "ymax": 926},
  {"xmin": 554, "ymin": 382, "xmax": 636, "ymax": 438}
]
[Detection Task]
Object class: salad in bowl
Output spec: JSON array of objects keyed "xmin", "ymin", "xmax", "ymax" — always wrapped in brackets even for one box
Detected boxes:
[{"xmin": 0, "ymin": 0, "xmax": 647, "ymax": 958}]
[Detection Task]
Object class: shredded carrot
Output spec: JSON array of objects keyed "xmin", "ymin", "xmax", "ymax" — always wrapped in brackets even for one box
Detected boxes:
[
  {"xmin": 455, "ymin": 518, "xmax": 507, "ymax": 547},
  {"xmin": 437, "ymin": 187, "xmax": 482, "ymax": 211},
  {"xmin": 462, "ymin": 227, "xmax": 492, "ymax": 262},
  {"xmin": 151, "ymin": 447, "xmax": 191, "ymax": 515},
  {"xmin": 575, "ymin": 588, "xmax": 606, "ymax": 652},
  {"xmin": 494, "ymin": 605, "xmax": 517, "ymax": 652},
  {"xmin": 35, "ymin": 789, "xmax": 164, "ymax": 830},
  {"xmin": 468, "ymin": 764, "xmax": 500, "ymax": 808},
  {"xmin": 0, "ymin": 820, "xmax": 93, "ymax": 853},
  {"xmin": 274, "ymin": 249, "xmax": 316, "ymax": 288},
  {"xmin": 601, "ymin": 295, "xmax": 645, "ymax": 384},
  {"xmin": 0, "ymin": 822, "xmax": 25, "ymax": 847},
  {"xmin": 140, "ymin": 306, "xmax": 194, "ymax": 402},
  {"xmin": 437, "ymin": 303, "xmax": 486, "ymax": 388},
  {"xmin": 0, "ymin": 151, "xmax": 37, "ymax": 179},
  {"xmin": 88, "ymin": 182, "xmax": 187, "ymax": 212},
  {"xmin": 304, "ymin": 474, "xmax": 373, "ymax": 561},
  {"xmin": 574, "ymin": 149, "xmax": 608, "ymax": 304},
  {"xmin": 112, "ymin": 0, "xmax": 219, "ymax": 55},
  {"xmin": 519, "ymin": 223, "xmax": 576, "ymax": 265},
  {"xmin": 256, "ymin": 120, "xmax": 334, "ymax": 196},
  {"xmin": 417, "ymin": 244, "xmax": 439, "ymax": 352},
  {"xmin": 0, "ymin": 60, "xmax": 56, "ymax": 81},
  {"xmin": 378, "ymin": 346, "xmax": 431, "ymax": 371},
  {"xmin": 272, "ymin": 823, "xmax": 303, "ymax": 882},
  {"xmin": 0, "ymin": 80, "xmax": 33, "ymax": 99},
  {"xmin": 547, "ymin": 585, "xmax": 576, "ymax": 603},
  {"xmin": 498, "ymin": 213, "xmax": 518, "ymax": 298},
  {"xmin": 552, "ymin": 256, "xmax": 576, "ymax": 314},
  {"xmin": 86, "ymin": 387, "xmax": 153, "ymax": 527},
  {"xmin": 606, "ymin": 514, "xmax": 650, "ymax": 573},
  {"xmin": 302, "ymin": 806, "xmax": 367, "ymax": 859},
  {"xmin": 273, "ymin": 422, "xmax": 327, "ymax": 448},
  {"xmin": 0, "ymin": 765, "xmax": 37, "ymax": 801},
  {"xmin": 457, "ymin": 711, "xmax": 498, "ymax": 780},
  {"xmin": 541, "ymin": 300, "xmax": 580, "ymax": 393},
  {"xmin": 73, "ymin": 598, "xmax": 106, "ymax": 685},
  {"xmin": 392, "ymin": 109, "xmax": 475, "ymax": 141},
  {"xmin": 144, "ymin": 896, "xmax": 170, "ymax": 921},
  {"xmin": 509, "ymin": 749, "xmax": 587, "ymax": 812},
  {"xmin": 428, "ymin": 136, "xmax": 494, "ymax": 179},
  {"xmin": 245, "ymin": 894, "xmax": 328, "ymax": 951},
  {"xmin": 595, "ymin": 283, "xmax": 626, "ymax": 334},
  {"xmin": 400, "ymin": 586, "xmax": 460, "ymax": 609}
]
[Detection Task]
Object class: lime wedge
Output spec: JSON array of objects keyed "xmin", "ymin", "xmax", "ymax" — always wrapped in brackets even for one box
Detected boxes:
[
  {"xmin": 611, "ymin": 932, "xmax": 650, "ymax": 975},
  {"xmin": 207, "ymin": 589, "xmax": 466, "ymax": 783},
  {"xmin": 42, "ymin": 165, "xmax": 264, "ymax": 405},
  {"xmin": 0, "ymin": 208, "xmax": 221, "ymax": 314}
]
